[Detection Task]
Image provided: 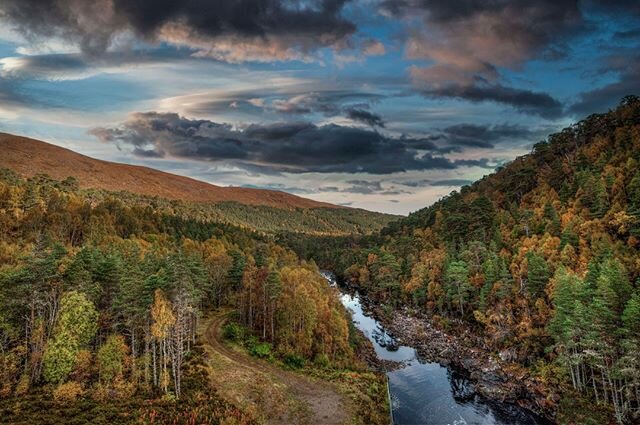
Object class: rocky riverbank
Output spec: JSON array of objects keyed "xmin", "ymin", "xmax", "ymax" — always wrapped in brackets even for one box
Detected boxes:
[{"xmin": 364, "ymin": 303, "xmax": 558, "ymax": 422}]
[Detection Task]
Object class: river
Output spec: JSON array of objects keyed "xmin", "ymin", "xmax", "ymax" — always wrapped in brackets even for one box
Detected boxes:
[{"xmin": 323, "ymin": 271, "xmax": 551, "ymax": 425}]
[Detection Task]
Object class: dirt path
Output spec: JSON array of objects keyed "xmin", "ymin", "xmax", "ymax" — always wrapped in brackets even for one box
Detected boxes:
[{"xmin": 200, "ymin": 310, "xmax": 352, "ymax": 425}]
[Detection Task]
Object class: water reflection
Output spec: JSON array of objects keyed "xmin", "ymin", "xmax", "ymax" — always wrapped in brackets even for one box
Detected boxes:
[{"xmin": 336, "ymin": 282, "xmax": 549, "ymax": 425}]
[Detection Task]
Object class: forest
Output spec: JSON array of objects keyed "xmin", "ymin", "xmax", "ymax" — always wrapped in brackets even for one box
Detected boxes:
[
  {"xmin": 286, "ymin": 96, "xmax": 640, "ymax": 424},
  {"xmin": 0, "ymin": 168, "xmax": 385, "ymax": 423},
  {"xmin": 2, "ymin": 98, "xmax": 639, "ymax": 424},
  {"xmin": 67, "ymin": 185, "xmax": 396, "ymax": 236}
]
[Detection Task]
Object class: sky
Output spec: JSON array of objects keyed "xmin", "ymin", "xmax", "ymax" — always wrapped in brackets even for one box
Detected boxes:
[{"xmin": 0, "ymin": 1, "xmax": 639, "ymax": 215}]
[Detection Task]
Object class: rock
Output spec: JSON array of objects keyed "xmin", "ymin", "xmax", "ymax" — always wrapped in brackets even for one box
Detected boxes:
[
  {"xmin": 462, "ymin": 358, "xmax": 476, "ymax": 370},
  {"xmin": 353, "ymin": 295, "xmax": 557, "ymax": 421}
]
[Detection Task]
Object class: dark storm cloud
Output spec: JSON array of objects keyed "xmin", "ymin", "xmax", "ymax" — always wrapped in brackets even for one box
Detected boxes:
[
  {"xmin": 90, "ymin": 111, "xmax": 490, "ymax": 174},
  {"xmin": 441, "ymin": 123, "xmax": 537, "ymax": 149},
  {"xmin": 421, "ymin": 84, "xmax": 564, "ymax": 119},
  {"xmin": 429, "ymin": 179, "xmax": 473, "ymax": 187},
  {"xmin": 0, "ymin": 0, "xmax": 356, "ymax": 60},
  {"xmin": 345, "ymin": 108, "xmax": 385, "ymax": 127},
  {"xmin": 613, "ymin": 28, "xmax": 640, "ymax": 40},
  {"xmin": 586, "ymin": 0, "xmax": 640, "ymax": 16},
  {"xmin": 395, "ymin": 178, "xmax": 473, "ymax": 188},
  {"xmin": 570, "ymin": 55, "xmax": 640, "ymax": 116}
]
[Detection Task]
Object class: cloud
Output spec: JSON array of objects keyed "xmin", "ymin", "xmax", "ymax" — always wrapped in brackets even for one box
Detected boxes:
[
  {"xmin": 0, "ymin": 0, "xmax": 357, "ymax": 62},
  {"xmin": 570, "ymin": 55, "xmax": 640, "ymax": 116},
  {"xmin": 0, "ymin": 75, "xmax": 47, "ymax": 117},
  {"xmin": 90, "ymin": 111, "xmax": 492, "ymax": 174},
  {"xmin": 381, "ymin": 0, "xmax": 583, "ymax": 117},
  {"xmin": 345, "ymin": 108, "xmax": 385, "ymax": 127},
  {"xmin": 318, "ymin": 180, "xmax": 410, "ymax": 194},
  {"xmin": 240, "ymin": 183, "xmax": 312, "ymax": 194},
  {"xmin": 268, "ymin": 91, "xmax": 385, "ymax": 116},
  {"xmin": 441, "ymin": 123, "xmax": 537, "ymax": 149},
  {"xmin": 613, "ymin": 28, "xmax": 640, "ymax": 40},
  {"xmin": 384, "ymin": 0, "xmax": 583, "ymax": 67},
  {"xmin": 429, "ymin": 179, "xmax": 473, "ymax": 187},
  {"xmin": 166, "ymin": 87, "xmax": 388, "ymax": 120},
  {"xmin": 343, "ymin": 180, "xmax": 406, "ymax": 195},
  {"xmin": 271, "ymin": 93, "xmax": 340, "ymax": 115},
  {"xmin": 334, "ymin": 37, "xmax": 386, "ymax": 66},
  {"xmin": 0, "ymin": 50, "xmax": 172, "ymax": 80},
  {"xmin": 394, "ymin": 178, "xmax": 473, "ymax": 188},
  {"xmin": 417, "ymin": 81, "xmax": 564, "ymax": 119}
]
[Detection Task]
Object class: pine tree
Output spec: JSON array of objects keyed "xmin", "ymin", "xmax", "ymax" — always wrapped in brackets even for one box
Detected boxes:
[
  {"xmin": 445, "ymin": 260, "xmax": 472, "ymax": 317},
  {"xmin": 543, "ymin": 203, "xmax": 561, "ymax": 236},
  {"xmin": 227, "ymin": 250, "xmax": 246, "ymax": 290},
  {"xmin": 526, "ymin": 252, "xmax": 550, "ymax": 299}
]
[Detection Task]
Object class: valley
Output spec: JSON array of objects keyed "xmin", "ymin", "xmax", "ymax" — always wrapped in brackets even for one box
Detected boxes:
[
  {"xmin": 0, "ymin": 100, "xmax": 639, "ymax": 425},
  {"xmin": 1, "ymin": 1, "xmax": 639, "ymax": 423}
]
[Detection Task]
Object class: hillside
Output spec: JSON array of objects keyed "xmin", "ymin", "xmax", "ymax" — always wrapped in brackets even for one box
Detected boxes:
[
  {"xmin": 0, "ymin": 133, "xmax": 398, "ymax": 235},
  {"xmin": 386, "ymin": 95, "xmax": 640, "ymax": 238},
  {"xmin": 0, "ymin": 133, "xmax": 336, "ymax": 210},
  {"xmin": 294, "ymin": 96, "xmax": 640, "ymax": 424},
  {"xmin": 0, "ymin": 144, "xmax": 389, "ymax": 424}
]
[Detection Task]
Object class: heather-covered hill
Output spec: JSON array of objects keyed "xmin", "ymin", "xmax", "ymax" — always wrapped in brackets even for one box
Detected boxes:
[
  {"xmin": 0, "ymin": 133, "xmax": 337, "ymax": 209},
  {"xmin": 0, "ymin": 133, "xmax": 397, "ymax": 235}
]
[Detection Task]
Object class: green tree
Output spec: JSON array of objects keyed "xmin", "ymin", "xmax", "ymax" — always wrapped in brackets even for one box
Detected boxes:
[
  {"xmin": 445, "ymin": 260, "xmax": 472, "ymax": 317},
  {"xmin": 43, "ymin": 291, "xmax": 98, "ymax": 384},
  {"xmin": 227, "ymin": 250, "xmax": 246, "ymax": 290},
  {"xmin": 628, "ymin": 171, "xmax": 640, "ymax": 214},
  {"xmin": 526, "ymin": 252, "xmax": 550, "ymax": 299},
  {"xmin": 97, "ymin": 334, "xmax": 129, "ymax": 385}
]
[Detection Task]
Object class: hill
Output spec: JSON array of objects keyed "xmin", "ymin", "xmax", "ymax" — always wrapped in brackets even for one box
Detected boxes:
[
  {"xmin": 0, "ymin": 133, "xmax": 398, "ymax": 235},
  {"xmin": 0, "ymin": 137, "xmax": 389, "ymax": 425},
  {"xmin": 0, "ymin": 133, "xmax": 336, "ymax": 210},
  {"xmin": 295, "ymin": 96, "xmax": 640, "ymax": 424}
]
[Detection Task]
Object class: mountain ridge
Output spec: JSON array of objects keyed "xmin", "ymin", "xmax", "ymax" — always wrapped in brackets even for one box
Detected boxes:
[{"xmin": 0, "ymin": 132, "xmax": 340, "ymax": 210}]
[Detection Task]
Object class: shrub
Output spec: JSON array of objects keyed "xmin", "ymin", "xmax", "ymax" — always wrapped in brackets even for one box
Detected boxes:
[
  {"xmin": 91, "ymin": 382, "xmax": 110, "ymax": 402},
  {"xmin": 53, "ymin": 381, "xmax": 84, "ymax": 404},
  {"xmin": 249, "ymin": 342, "xmax": 272, "ymax": 359},
  {"xmin": 314, "ymin": 353, "xmax": 330, "ymax": 368},
  {"xmin": 222, "ymin": 322, "xmax": 243, "ymax": 341},
  {"xmin": 97, "ymin": 334, "xmax": 129, "ymax": 385},
  {"xmin": 113, "ymin": 377, "xmax": 136, "ymax": 399},
  {"xmin": 283, "ymin": 354, "xmax": 305, "ymax": 369},
  {"xmin": 71, "ymin": 349, "xmax": 94, "ymax": 382},
  {"xmin": 14, "ymin": 373, "xmax": 30, "ymax": 396}
]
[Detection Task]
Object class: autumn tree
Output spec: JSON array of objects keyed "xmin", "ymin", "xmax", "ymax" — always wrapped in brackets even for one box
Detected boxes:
[
  {"xmin": 150, "ymin": 289, "xmax": 175, "ymax": 394},
  {"xmin": 43, "ymin": 291, "xmax": 98, "ymax": 384}
]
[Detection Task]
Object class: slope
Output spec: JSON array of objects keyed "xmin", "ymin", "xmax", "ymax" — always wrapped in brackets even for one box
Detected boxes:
[
  {"xmin": 297, "ymin": 95, "xmax": 640, "ymax": 423},
  {"xmin": 0, "ymin": 132, "xmax": 335, "ymax": 210}
]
